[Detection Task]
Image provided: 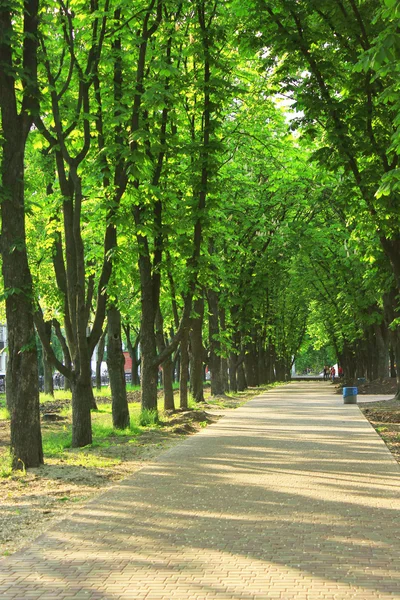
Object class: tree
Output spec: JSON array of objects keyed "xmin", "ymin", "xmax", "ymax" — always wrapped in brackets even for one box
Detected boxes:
[{"xmin": 0, "ymin": 0, "xmax": 43, "ymax": 468}]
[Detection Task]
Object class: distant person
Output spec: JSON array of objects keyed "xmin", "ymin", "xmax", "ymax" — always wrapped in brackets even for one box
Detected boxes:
[
  {"xmin": 338, "ymin": 366, "xmax": 344, "ymax": 378},
  {"xmin": 323, "ymin": 365, "xmax": 329, "ymax": 380},
  {"xmin": 330, "ymin": 366, "xmax": 336, "ymax": 382}
]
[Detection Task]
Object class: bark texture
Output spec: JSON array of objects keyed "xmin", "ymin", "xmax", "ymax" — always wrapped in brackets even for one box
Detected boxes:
[
  {"xmin": 107, "ymin": 307, "xmax": 130, "ymax": 429},
  {"xmin": 190, "ymin": 297, "xmax": 205, "ymax": 402},
  {"xmin": 0, "ymin": 1, "xmax": 43, "ymax": 468}
]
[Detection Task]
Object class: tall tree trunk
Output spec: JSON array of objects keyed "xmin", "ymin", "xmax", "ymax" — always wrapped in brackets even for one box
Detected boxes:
[
  {"xmin": 123, "ymin": 324, "xmax": 140, "ymax": 386},
  {"xmin": 0, "ymin": 1, "xmax": 43, "ymax": 469},
  {"xmin": 267, "ymin": 343, "xmax": 276, "ymax": 383},
  {"xmin": 155, "ymin": 310, "xmax": 175, "ymax": 411},
  {"xmin": 389, "ymin": 346, "xmax": 397, "ymax": 378},
  {"xmin": 43, "ymin": 353, "xmax": 54, "ymax": 397},
  {"xmin": 190, "ymin": 296, "xmax": 205, "ymax": 402},
  {"xmin": 43, "ymin": 321, "xmax": 54, "ymax": 396},
  {"xmin": 229, "ymin": 353, "xmax": 238, "ymax": 393},
  {"xmin": 70, "ymin": 372, "xmax": 93, "ymax": 448},
  {"xmin": 244, "ymin": 343, "xmax": 258, "ymax": 387},
  {"xmin": 162, "ymin": 356, "xmax": 175, "ymax": 411},
  {"xmin": 107, "ymin": 306, "xmax": 130, "ymax": 429},
  {"xmin": 219, "ymin": 307, "xmax": 229, "ymax": 392},
  {"xmin": 64, "ymin": 370, "xmax": 71, "ymax": 392},
  {"xmin": 96, "ymin": 329, "xmax": 106, "ymax": 391},
  {"xmin": 207, "ymin": 288, "xmax": 224, "ymax": 396},
  {"xmin": 131, "ymin": 343, "xmax": 140, "ymax": 386},
  {"xmin": 139, "ymin": 256, "xmax": 159, "ymax": 411},
  {"xmin": 393, "ymin": 334, "xmax": 400, "ymax": 400},
  {"xmin": 258, "ymin": 339, "xmax": 268, "ymax": 385},
  {"xmin": 180, "ymin": 328, "xmax": 190, "ymax": 409},
  {"xmin": 237, "ymin": 362, "xmax": 247, "ymax": 391},
  {"xmin": 221, "ymin": 357, "xmax": 229, "ymax": 392},
  {"xmin": 174, "ymin": 352, "xmax": 180, "ymax": 383},
  {"xmin": 374, "ymin": 323, "xmax": 389, "ymax": 381}
]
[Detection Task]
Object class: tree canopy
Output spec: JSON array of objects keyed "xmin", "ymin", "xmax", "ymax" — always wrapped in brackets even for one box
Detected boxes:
[{"xmin": 1, "ymin": 0, "xmax": 399, "ymax": 468}]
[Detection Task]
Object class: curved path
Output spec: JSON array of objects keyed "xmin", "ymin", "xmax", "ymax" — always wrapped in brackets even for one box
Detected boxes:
[{"xmin": 1, "ymin": 383, "xmax": 399, "ymax": 599}]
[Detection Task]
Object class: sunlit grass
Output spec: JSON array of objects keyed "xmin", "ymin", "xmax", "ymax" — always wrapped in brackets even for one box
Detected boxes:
[
  {"xmin": 0, "ymin": 451, "xmax": 13, "ymax": 477},
  {"xmin": 42, "ymin": 429, "xmax": 72, "ymax": 456},
  {"xmin": 40, "ymin": 390, "xmax": 72, "ymax": 403},
  {"xmin": 0, "ymin": 406, "xmax": 10, "ymax": 420},
  {"xmin": 138, "ymin": 408, "xmax": 159, "ymax": 427},
  {"xmin": 40, "ymin": 402, "xmax": 155, "ymax": 462},
  {"xmin": 40, "ymin": 402, "xmax": 148, "ymax": 467}
]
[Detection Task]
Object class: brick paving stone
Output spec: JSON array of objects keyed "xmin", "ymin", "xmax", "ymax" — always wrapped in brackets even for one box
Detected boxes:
[{"xmin": 0, "ymin": 382, "xmax": 399, "ymax": 599}]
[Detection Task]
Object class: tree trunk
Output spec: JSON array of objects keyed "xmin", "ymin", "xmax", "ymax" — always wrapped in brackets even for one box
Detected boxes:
[
  {"xmin": 139, "ymin": 271, "xmax": 159, "ymax": 411},
  {"xmin": 390, "ymin": 346, "xmax": 397, "ymax": 378},
  {"xmin": 219, "ymin": 307, "xmax": 229, "ymax": 392},
  {"xmin": 267, "ymin": 343, "xmax": 276, "ymax": 383},
  {"xmin": 244, "ymin": 344, "xmax": 258, "ymax": 386},
  {"xmin": 141, "ymin": 353, "xmax": 158, "ymax": 412},
  {"xmin": 237, "ymin": 362, "xmax": 247, "ymax": 391},
  {"xmin": 207, "ymin": 288, "xmax": 224, "ymax": 396},
  {"xmin": 64, "ymin": 373, "xmax": 71, "ymax": 392},
  {"xmin": 42, "ymin": 322, "xmax": 54, "ymax": 396},
  {"xmin": 0, "ymin": 1, "xmax": 43, "ymax": 469},
  {"xmin": 180, "ymin": 328, "xmax": 190, "ymax": 409},
  {"xmin": 229, "ymin": 353, "xmax": 238, "ymax": 393},
  {"xmin": 131, "ymin": 343, "xmax": 140, "ymax": 386},
  {"xmin": 123, "ymin": 324, "xmax": 140, "ymax": 386},
  {"xmin": 162, "ymin": 356, "xmax": 175, "ymax": 411},
  {"xmin": 374, "ymin": 323, "xmax": 389, "ymax": 381},
  {"xmin": 107, "ymin": 306, "xmax": 130, "ymax": 429},
  {"xmin": 190, "ymin": 297, "xmax": 205, "ymax": 402},
  {"xmin": 155, "ymin": 310, "xmax": 175, "ymax": 411},
  {"xmin": 258, "ymin": 340, "xmax": 268, "ymax": 385},
  {"xmin": 71, "ymin": 372, "xmax": 93, "ymax": 448},
  {"xmin": 174, "ymin": 352, "xmax": 180, "ymax": 383},
  {"xmin": 43, "ymin": 352, "xmax": 54, "ymax": 397},
  {"xmin": 392, "ymin": 329, "xmax": 400, "ymax": 400},
  {"xmin": 221, "ymin": 357, "xmax": 229, "ymax": 392},
  {"xmin": 96, "ymin": 329, "xmax": 106, "ymax": 391}
]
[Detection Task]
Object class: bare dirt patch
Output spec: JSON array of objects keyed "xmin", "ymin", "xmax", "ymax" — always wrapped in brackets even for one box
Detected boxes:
[
  {"xmin": 357, "ymin": 378, "xmax": 398, "ymax": 395},
  {"xmin": 359, "ymin": 398, "xmax": 400, "ymax": 465}
]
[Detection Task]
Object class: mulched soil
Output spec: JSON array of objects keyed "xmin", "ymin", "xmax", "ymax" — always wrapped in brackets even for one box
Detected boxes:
[
  {"xmin": 359, "ymin": 397, "xmax": 400, "ymax": 465},
  {"xmin": 335, "ymin": 378, "xmax": 399, "ymax": 395},
  {"xmin": 357, "ymin": 378, "xmax": 398, "ymax": 395}
]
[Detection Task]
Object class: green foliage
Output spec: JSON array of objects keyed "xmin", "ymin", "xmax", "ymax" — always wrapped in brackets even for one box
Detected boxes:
[
  {"xmin": 3, "ymin": 0, "xmax": 400, "ymax": 468},
  {"xmin": 295, "ymin": 342, "xmax": 336, "ymax": 375}
]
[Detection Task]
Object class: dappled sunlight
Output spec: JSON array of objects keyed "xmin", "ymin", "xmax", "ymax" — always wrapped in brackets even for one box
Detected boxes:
[{"xmin": 1, "ymin": 383, "xmax": 399, "ymax": 598}]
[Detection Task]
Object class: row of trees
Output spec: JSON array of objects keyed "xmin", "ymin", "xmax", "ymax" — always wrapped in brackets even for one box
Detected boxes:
[{"xmin": 1, "ymin": 0, "xmax": 399, "ymax": 470}]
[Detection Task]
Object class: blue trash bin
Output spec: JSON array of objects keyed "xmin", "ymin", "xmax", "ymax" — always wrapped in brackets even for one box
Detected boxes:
[{"xmin": 343, "ymin": 387, "xmax": 358, "ymax": 404}]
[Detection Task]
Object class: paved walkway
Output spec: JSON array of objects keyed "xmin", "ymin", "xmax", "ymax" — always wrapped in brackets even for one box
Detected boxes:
[{"xmin": 1, "ymin": 383, "xmax": 400, "ymax": 600}]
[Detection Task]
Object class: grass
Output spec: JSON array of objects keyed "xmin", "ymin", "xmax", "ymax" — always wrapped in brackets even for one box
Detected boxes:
[
  {"xmin": 138, "ymin": 408, "xmax": 159, "ymax": 426},
  {"xmin": 42, "ymin": 430, "xmax": 72, "ymax": 457},
  {"xmin": 0, "ymin": 405, "xmax": 9, "ymax": 420},
  {"xmin": 0, "ymin": 399, "xmax": 164, "ymax": 475},
  {"xmin": 37, "ymin": 402, "xmax": 160, "ymax": 468},
  {"xmin": 40, "ymin": 390, "xmax": 72, "ymax": 403},
  {"xmin": 0, "ymin": 451, "xmax": 13, "ymax": 478}
]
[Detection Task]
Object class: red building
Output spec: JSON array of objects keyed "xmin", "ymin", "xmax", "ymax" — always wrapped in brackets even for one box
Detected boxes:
[{"xmin": 123, "ymin": 352, "xmax": 132, "ymax": 373}]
